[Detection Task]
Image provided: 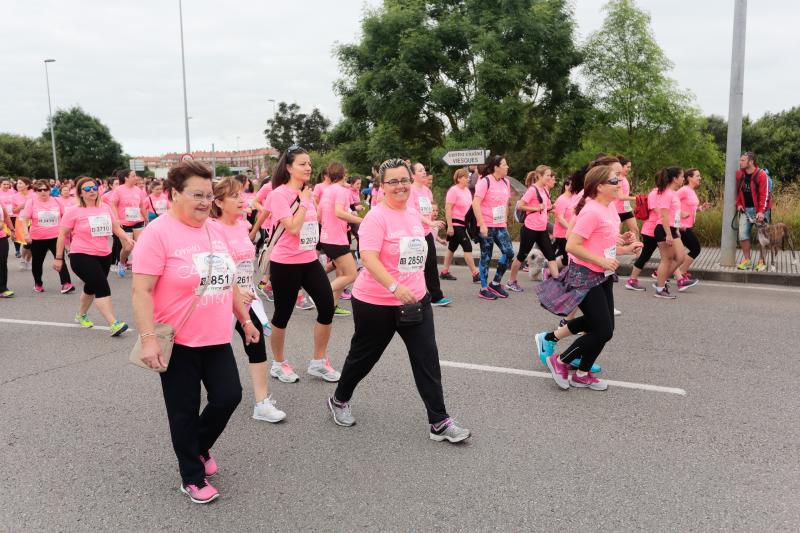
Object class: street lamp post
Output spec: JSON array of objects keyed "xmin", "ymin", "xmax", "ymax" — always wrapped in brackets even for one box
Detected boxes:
[
  {"xmin": 268, "ymin": 98, "xmax": 276, "ymax": 116},
  {"xmin": 43, "ymin": 59, "xmax": 59, "ymax": 181},
  {"xmin": 178, "ymin": 0, "xmax": 191, "ymax": 153}
]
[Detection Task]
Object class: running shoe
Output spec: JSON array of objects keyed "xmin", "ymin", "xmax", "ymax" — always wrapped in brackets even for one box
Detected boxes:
[
  {"xmin": 653, "ymin": 286, "xmax": 677, "ymax": 299},
  {"xmin": 61, "ymin": 283, "xmax": 75, "ymax": 294},
  {"xmin": 570, "ymin": 371, "xmax": 608, "ymax": 391},
  {"xmin": 109, "ymin": 320, "xmax": 128, "ymax": 336},
  {"xmin": 25, "ymin": 260, "xmax": 31, "ymax": 270},
  {"xmin": 431, "ymin": 297, "xmax": 451, "ymax": 307},
  {"xmin": 116, "ymin": 262, "xmax": 126, "ymax": 278},
  {"xmin": 307, "ymin": 357, "xmax": 340, "ymax": 382},
  {"xmin": 472, "ymin": 271, "xmax": 481, "ymax": 283},
  {"xmin": 270, "ymin": 361, "xmax": 300, "ymax": 383},
  {"xmin": 505, "ymin": 280, "xmax": 523, "ymax": 292},
  {"xmin": 327, "ymin": 396, "xmax": 355, "ymax": 427},
  {"xmin": 14, "ymin": 251, "xmax": 21, "ymax": 259},
  {"xmin": 736, "ymin": 259, "xmax": 752, "ymax": 270},
  {"xmin": 624, "ymin": 279, "xmax": 645, "ymax": 291},
  {"xmin": 569, "ymin": 359, "xmax": 602, "ymax": 373},
  {"xmin": 180, "ymin": 480, "xmax": 219, "ymax": 504},
  {"xmin": 755, "ymin": 261, "xmax": 767, "ymax": 272},
  {"xmin": 429, "ymin": 418, "xmax": 471, "ymax": 443},
  {"xmin": 488, "ymin": 282, "xmax": 509, "ymax": 298},
  {"xmin": 252, "ymin": 395, "xmax": 287, "ymax": 423},
  {"xmin": 535, "ymin": 332, "xmax": 557, "ymax": 366},
  {"xmin": 295, "ymin": 293, "xmax": 315, "ymax": 310},
  {"xmin": 677, "ymin": 277, "xmax": 699, "ymax": 291},
  {"xmin": 546, "ymin": 354, "xmax": 570, "ymax": 390},
  {"xmin": 478, "ymin": 288, "xmax": 497, "ymax": 300},
  {"xmin": 199, "ymin": 453, "xmax": 218, "ymax": 477},
  {"xmin": 74, "ymin": 313, "xmax": 94, "ymax": 328},
  {"xmin": 439, "ymin": 270, "xmax": 457, "ymax": 280},
  {"xmin": 33, "ymin": 284, "xmax": 44, "ymax": 293},
  {"xmin": 334, "ymin": 305, "xmax": 352, "ymax": 317},
  {"xmin": 558, "ymin": 318, "xmax": 568, "ymax": 328},
  {"xmin": 613, "ymin": 307, "xmax": 622, "ymax": 316},
  {"xmin": 521, "ymin": 263, "xmax": 530, "ymax": 273},
  {"xmin": 19, "ymin": 259, "xmax": 27, "ymax": 271},
  {"xmin": 340, "ymin": 287, "xmax": 352, "ymax": 300},
  {"xmin": 0, "ymin": 290, "xmax": 14, "ymax": 299}
]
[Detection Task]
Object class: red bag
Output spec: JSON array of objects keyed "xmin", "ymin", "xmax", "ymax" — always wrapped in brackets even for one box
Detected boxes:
[{"xmin": 633, "ymin": 194, "xmax": 649, "ymax": 220}]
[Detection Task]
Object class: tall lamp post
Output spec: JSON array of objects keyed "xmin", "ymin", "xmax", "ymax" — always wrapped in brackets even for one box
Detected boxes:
[
  {"xmin": 178, "ymin": 0, "xmax": 191, "ymax": 153},
  {"xmin": 43, "ymin": 59, "xmax": 59, "ymax": 181}
]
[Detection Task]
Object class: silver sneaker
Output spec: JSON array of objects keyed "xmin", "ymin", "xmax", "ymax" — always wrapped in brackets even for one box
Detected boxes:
[
  {"xmin": 308, "ymin": 357, "xmax": 341, "ymax": 382},
  {"xmin": 429, "ymin": 419, "xmax": 471, "ymax": 443},
  {"xmin": 270, "ymin": 361, "xmax": 300, "ymax": 383},
  {"xmin": 327, "ymin": 396, "xmax": 355, "ymax": 427},
  {"xmin": 252, "ymin": 395, "xmax": 286, "ymax": 423}
]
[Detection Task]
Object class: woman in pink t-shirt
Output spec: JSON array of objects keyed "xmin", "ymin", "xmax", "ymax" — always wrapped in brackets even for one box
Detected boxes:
[
  {"xmin": 615, "ymin": 156, "xmax": 639, "ymax": 236},
  {"xmin": 55, "ymin": 176, "xmax": 132, "ymax": 334},
  {"xmin": 0, "ymin": 200, "xmax": 14, "ymax": 297},
  {"xmin": 441, "ymin": 168, "xmax": 479, "ymax": 282},
  {"xmin": 536, "ymin": 165, "xmax": 642, "ymax": 392},
  {"xmin": 132, "ymin": 161, "xmax": 258, "ymax": 504},
  {"xmin": 627, "ymin": 166, "xmax": 685, "ymax": 298},
  {"xmin": 111, "ymin": 169, "xmax": 148, "ymax": 276},
  {"xmin": 146, "ymin": 180, "xmax": 171, "ymax": 221},
  {"xmin": 12, "ymin": 178, "xmax": 33, "ymax": 268},
  {"xmin": 0, "ymin": 178, "xmax": 21, "ymax": 262},
  {"xmin": 20, "ymin": 179, "xmax": 74, "ymax": 293},
  {"xmin": 551, "ymin": 176, "xmax": 574, "ymax": 267},
  {"xmin": 409, "ymin": 162, "xmax": 448, "ymax": 305},
  {"xmin": 327, "ymin": 158, "xmax": 471, "ymax": 443},
  {"xmin": 265, "ymin": 146, "xmax": 340, "ymax": 384},
  {"xmin": 674, "ymin": 168, "xmax": 709, "ymax": 289}
]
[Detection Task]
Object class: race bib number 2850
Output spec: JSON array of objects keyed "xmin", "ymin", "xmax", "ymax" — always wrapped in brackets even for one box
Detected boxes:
[{"xmin": 397, "ymin": 236, "xmax": 427, "ymax": 273}]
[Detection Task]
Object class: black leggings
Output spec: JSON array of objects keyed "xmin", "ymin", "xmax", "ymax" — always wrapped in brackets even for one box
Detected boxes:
[
  {"xmin": 0, "ymin": 237, "xmax": 8, "ymax": 291},
  {"xmin": 269, "ymin": 259, "xmax": 335, "ymax": 329},
  {"xmin": 234, "ymin": 307, "xmax": 267, "ymax": 364},
  {"xmin": 69, "ymin": 253, "xmax": 112, "ymax": 298},
  {"xmin": 424, "ymin": 233, "xmax": 444, "ymax": 301},
  {"xmin": 681, "ymin": 227, "xmax": 701, "ymax": 259},
  {"xmin": 517, "ymin": 226, "xmax": 555, "ymax": 262},
  {"xmin": 159, "ymin": 343, "xmax": 242, "ymax": 486},
  {"xmin": 334, "ymin": 297, "xmax": 449, "ymax": 424},
  {"xmin": 552, "ymin": 237, "xmax": 569, "ymax": 266},
  {"xmin": 111, "ymin": 235, "xmax": 121, "ymax": 264},
  {"xmin": 30, "ymin": 238, "xmax": 71, "ymax": 286},
  {"xmin": 560, "ymin": 277, "xmax": 615, "ymax": 371},
  {"xmin": 633, "ymin": 234, "xmax": 659, "ymax": 270},
  {"xmin": 446, "ymin": 225, "xmax": 473, "ymax": 253}
]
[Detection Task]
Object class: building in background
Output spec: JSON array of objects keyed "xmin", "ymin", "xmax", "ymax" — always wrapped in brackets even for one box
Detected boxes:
[{"xmin": 136, "ymin": 148, "xmax": 279, "ymax": 176}]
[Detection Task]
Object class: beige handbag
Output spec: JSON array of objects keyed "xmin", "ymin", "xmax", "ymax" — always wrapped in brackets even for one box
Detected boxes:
[{"xmin": 128, "ymin": 225, "xmax": 214, "ymax": 373}]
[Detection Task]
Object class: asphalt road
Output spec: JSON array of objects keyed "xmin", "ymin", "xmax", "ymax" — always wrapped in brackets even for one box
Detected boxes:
[{"xmin": 1, "ymin": 261, "xmax": 799, "ymax": 532}]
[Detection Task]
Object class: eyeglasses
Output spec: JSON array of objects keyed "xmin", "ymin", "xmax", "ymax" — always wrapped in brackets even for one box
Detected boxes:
[
  {"xmin": 182, "ymin": 190, "xmax": 215, "ymax": 202},
  {"xmin": 35, "ymin": 188, "xmax": 49, "ymax": 192},
  {"xmin": 383, "ymin": 178, "xmax": 412, "ymax": 187},
  {"xmin": 605, "ymin": 177, "xmax": 620, "ymax": 185},
  {"xmin": 82, "ymin": 185, "xmax": 98, "ymax": 192}
]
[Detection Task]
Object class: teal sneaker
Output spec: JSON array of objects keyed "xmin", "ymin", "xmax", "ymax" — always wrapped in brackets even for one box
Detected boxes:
[
  {"xmin": 109, "ymin": 320, "xmax": 128, "ymax": 337},
  {"xmin": 74, "ymin": 313, "xmax": 94, "ymax": 328},
  {"xmin": 535, "ymin": 331, "xmax": 557, "ymax": 366},
  {"xmin": 569, "ymin": 359, "xmax": 602, "ymax": 373}
]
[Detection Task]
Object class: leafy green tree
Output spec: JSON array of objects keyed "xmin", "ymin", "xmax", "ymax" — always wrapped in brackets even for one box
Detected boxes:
[
  {"xmin": 264, "ymin": 102, "xmax": 331, "ymax": 153},
  {"xmin": 215, "ymin": 164, "xmax": 231, "ymax": 176},
  {"xmin": 0, "ymin": 133, "xmax": 53, "ymax": 178}
]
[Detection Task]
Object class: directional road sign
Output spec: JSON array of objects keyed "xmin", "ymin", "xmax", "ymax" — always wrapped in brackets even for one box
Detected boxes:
[{"xmin": 442, "ymin": 149, "xmax": 490, "ymax": 166}]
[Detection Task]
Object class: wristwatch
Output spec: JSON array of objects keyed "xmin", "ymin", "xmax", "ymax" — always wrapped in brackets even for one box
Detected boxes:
[{"xmin": 388, "ymin": 282, "xmax": 398, "ymax": 293}]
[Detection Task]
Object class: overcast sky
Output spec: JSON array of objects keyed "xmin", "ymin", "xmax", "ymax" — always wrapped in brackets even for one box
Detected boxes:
[{"xmin": 1, "ymin": 1, "xmax": 797, "ymax": 157}]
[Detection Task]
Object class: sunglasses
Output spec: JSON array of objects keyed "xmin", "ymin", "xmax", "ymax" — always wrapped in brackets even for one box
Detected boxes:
[
  {"xmin": 605, "ymin": 177, "xmax": 620, "ymax": 185},
  {"xmin": 287, "ymin": 144, "xmax": 304, "ymax": 154},
  {"xmin": 35, "ymin": 188, "xmax": 49, "ymax": 192},
  {"xmin": 82, "ymin": 185, "xmax": 98, "ymax": 192}
]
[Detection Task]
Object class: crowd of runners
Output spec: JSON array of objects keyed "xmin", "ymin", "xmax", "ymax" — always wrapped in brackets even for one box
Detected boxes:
[{"xmin": 0, "ymin": 149, "xmax": 772, "ymax": 504}]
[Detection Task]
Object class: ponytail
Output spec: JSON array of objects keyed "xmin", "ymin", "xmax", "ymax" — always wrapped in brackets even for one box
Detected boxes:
[{"xmin": 575, "ymin": 195, "xmax": 587, "ymax": 215}]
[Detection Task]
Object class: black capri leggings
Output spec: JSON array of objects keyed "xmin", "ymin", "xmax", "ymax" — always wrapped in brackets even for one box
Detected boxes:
[
  {"xmin": 69, "ymin": 253, "xmax": 112, "ymax": 298},
  {"xmin": 234, "ymin": 307, "xmax": 267, "ymax": 364},
  {"xmin": 31, "ymin": 238, "xmax": 72, "ymax": 286},
  {"xmin": 269, "ymin": 259, "xmax": 335, "ymax": 329},
  {"xmin": 552, "ymin": 237, "xmax": 569, "ymax": 266},
  {"xmin": 446, "ymin": 225, "xmax": 473, "ymax": 253},
  {"xmin": 633, "ymin": 234, "xmax": 659, "ymax": 270},
  {"xmin": 681, "ymin": 227, "xmax": 701, "ymax": 259},
  {"xmin": 517, "ymin": 226, "xmax": 555, "ymax": 262},
  {"xmin": 560, "ymin": 276, "xmax": 615, "ymax": 372}
]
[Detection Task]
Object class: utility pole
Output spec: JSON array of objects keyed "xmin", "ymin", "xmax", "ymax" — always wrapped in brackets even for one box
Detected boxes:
[
  {"xmin": 178, "ymin": 0, "xmax": 191, "ymax": 153},
  {"xmin": 43, "ymin": 59, "xmax": 59, "ymax": 181},
  {"xmin": 720, "ymin": 0, "xmax": 747, "ymax": 266},
  {"xmin": 212, "ymin": 143, "xmax": 216, "ymax": 180}
]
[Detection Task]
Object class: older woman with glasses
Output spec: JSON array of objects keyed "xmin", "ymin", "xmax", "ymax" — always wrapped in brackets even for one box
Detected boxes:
[
  {"xmin": 20, "ymin": 179, "xmax": 74, "ymax": 293},
  {"xmin": 132, "ymin": 161, "xmax": 258, "ymax": 504}
]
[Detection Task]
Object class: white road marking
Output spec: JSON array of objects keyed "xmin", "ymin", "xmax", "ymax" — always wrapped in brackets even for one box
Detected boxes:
[
  {"xmin": 440, "ymin": 360, "xmax": 687, "ymax": 396},
  {"xmin": 698, "ymin": 281, "xmax": 800, "ymax": 294},
  {"xmin": 0, "ymin": 317, "xmax": 125, "ymax": 332}
]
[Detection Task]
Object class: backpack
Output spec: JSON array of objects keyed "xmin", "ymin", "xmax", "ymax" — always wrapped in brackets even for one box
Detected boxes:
[
  {"xmin": 634, "ymin": 194, "xmax": 650, "ymax": 220},
  {"xmin": 514, "ymin": 186, "xmax": 544, "ymax": 224}
]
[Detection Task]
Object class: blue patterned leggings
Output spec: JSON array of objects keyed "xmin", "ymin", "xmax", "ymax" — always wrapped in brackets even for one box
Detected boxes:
[{"xmin": 478, "ymin": 228, "xmax": 515, "ymax": 288}]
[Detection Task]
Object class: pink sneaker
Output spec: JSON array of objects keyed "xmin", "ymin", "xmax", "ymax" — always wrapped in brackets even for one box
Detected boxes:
[
  {"xmin": 61, "ymin": 283, "xmax": 75, "ymax": 294},
  {"xmin": 546, "ymin": 354, "xmax": 570, "ymax": 390},
  {"xmin": 33, "ymin": 284, "xmax": 44, "ymax": 293},
  {"xmin": 624, "ymin": 279, "xmax": 644, "ymax": 291},
  {"xmin": 199, "ymin": 453, "xmax": 218, "ymax": 477},
  {"xmin": 569, "ymin": 371, "xmax": 608, "ymax": 391},
  {"xmin": 180, "ymin": 480, "xmax": 219, "ymax": 504}
]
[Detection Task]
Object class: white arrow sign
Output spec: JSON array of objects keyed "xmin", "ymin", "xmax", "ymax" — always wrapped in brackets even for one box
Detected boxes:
[{"xmin": 442, "ymin": 149, "xmax": 490, "ymax": 166}]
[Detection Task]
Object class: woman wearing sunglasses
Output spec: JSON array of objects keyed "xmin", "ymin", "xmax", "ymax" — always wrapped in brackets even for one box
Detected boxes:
[
  {"xmin": 55, "ymin": 177, "xmax": 132, "ymax": 335},
  {"xmin": 20, "ymin": 179, "xmax": 74, "ymax": 294}
]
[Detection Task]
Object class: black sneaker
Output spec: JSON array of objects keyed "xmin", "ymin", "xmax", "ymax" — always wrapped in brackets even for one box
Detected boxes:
[
  {"xmin": 439, "ymin": 271, "xmax": 457, "ymax": 281},
  {"xmin": 472, "ymin": 272, "xmax": 481, "ymax": 283},
  {"xmin": 488, "ymin": 283, "xmax": 509, "ymax": 298}
]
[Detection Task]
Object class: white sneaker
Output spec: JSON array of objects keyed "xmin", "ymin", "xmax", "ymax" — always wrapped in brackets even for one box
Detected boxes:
[
  {"xmin": 307, "ymin": 357, "xmax": 341, "ymax": 382},
  {"xmin": 270, "ymin": 361, "xmax": 300, "ymax": 383},
  {"xmin": 19, "ymin": 259, "xmax": 27, "ymax": 271},
  {"xmin": 252, "ymin": 395, "xmax": 286, "ymax": 423},
  {"xmin": 613, "ymin": 308, "xmax": 622, "ymax": 316}
]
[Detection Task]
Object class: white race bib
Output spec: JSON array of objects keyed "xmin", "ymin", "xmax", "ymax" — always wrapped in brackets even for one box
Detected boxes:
[
  {"xmin": 674, "ymin": 210, "xmax": 681, "ymax": 228},
  {"xmin": 88, "ymin": 215, "xmax": 112, "ymax": 237},
  {"xmin": 604, "ymin": 245, "xmax": 617, "ymax": 277},
  {"xmin": 37, "ymin": 210, "xmax": 59, "ymax": 227},
  {"xmin": 418, "ymin": 196, "xmax": 432, "ymax": 216},
  {"xmin": 492, "ymin": 205, "xmax": 507, "ymax": 224},
  {"xmin": 623, "ymin": 200, "xmax": 632, "ymax": 212},
  {"xmin": 299, "ymin": 221, "xmax": 319, "ymax": 250},
  {"xmin": 153, "ymin": 200, "xmax": 168, "ymax": 215},
  {"xmin": 235, "ymin": 259, "xmax": 255, "ymax": 290},
  {"xmin": 124, "ymin": 207, "xmax": 141, "ymax": 222},
  {"xmin": 398, "ymin": 236, "xmax": 427, "ymax": 273},
  {"xmin": 192, "ymin": 252, "xmax": 235, "ymax": 295}
]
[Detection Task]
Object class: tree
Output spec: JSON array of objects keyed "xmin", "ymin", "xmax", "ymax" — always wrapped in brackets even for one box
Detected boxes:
[
  {"xmin": 0, "ymin": 133, "xmax": 53, "ymax": 178},
  {"xmin": 264, "ymin": 102, "xmax": 331, "ymax": 153},
  {"xmin": 42, "ymin": 106, "xmax": 125, "ymax": 179},
  {"xmin": 215, "ymin": 164, "xmax": 231, "ymax": 176}
]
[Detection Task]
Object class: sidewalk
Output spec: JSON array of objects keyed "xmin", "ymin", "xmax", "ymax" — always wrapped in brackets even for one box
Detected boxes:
[{"xmin": 434, "ymin": 241, "xmax": 800, "ymax": 286}]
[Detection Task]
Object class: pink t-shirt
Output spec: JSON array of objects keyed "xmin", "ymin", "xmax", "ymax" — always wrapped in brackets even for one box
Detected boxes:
[
  {"xmin": 352, "ymin": 203, "xmax": 428, "ymax": 306},
  {"xmin": 147, "ymin": 193, "xmax": 170, "ymax": 216},
  {"xmin": 319, "ymin": 182, "xmax": 351, "ymax": 246},
  {"xmin": 370, "ymin": 187, "xmax": 384, "ymax": 206},
  {"xmin": 256, "ymin": 182, "xmax": 273, "ymax": 229},
  {"xmin": 445, "ymin": 186, "xmax": 472, "ymax": 227},
  {"xmin": 102, "ymin": 190, "xmax": 115, "ymax": 206},
  {"xmin": 521, "ymin": 185, "xmax": 550, "ymax": 231},
  {"xmin": 0, "ymin": 190, "xmax": 15, "ymax": 216},
  {"xmin": 112, "ymin": 185, "xmax": 147, "ymax": 226},
  {"xmin": 570, "ymin": 198, "xmax": 621, "ymax": 274},
  {"xmin": 0, "ymin": 204, "xmax": 7, "ymax": 239},
  {"xmin": 641, "ymin": 188, "xmax": 679, "ymax": 236},
  {"xmin": 132, "ymin": 214, "xmax": 237, "ymax": 347},
  {"xmin": 614, "ymin": 176, "xmax": 632, "ymax": 214},
  {"xmin": 267, "ymin": 185, "xmax": 318, "ymax": 264},
  {"xmin": 208, "ymin": 218, "xmax": 256, "ymax": 292},
  {"xmin": 677, "ymin": 186, "xmax": 700, "ymax": 229},
  {"xmin": 313, "ymin": 182, "xmax": 329, "ymax": 205},
  {"xmin": 553, "ymin": 193, "xmax": 572, "ymax": 238},
  {"xmin": 474, "ymin": 176, "xmax": 510, "ymax": 228},
  {"xmin": 60, "ymin": 204, "xmax": 115, "ymax": 256},
  {"xmin": 349, "ymin": 188, "xmax": 360, "ymax": 207},
  {"xmin": 22, "ymin": 196, "xmax": 64, "ymax": 240},
  {"xmin": 408, "ymin": 185, "xmax": 434, "ymax": 235},
  {"xmin": 12, "ymin": 191, "xmax": 32, "ymax": 215},
  {"xmin": 241, "ymin": 192, "xmax": 256, "ymax": 215}
]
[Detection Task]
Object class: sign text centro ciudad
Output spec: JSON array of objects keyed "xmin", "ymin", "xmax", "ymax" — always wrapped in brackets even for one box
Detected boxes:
[{"xmin": 441, "ymin": 149, "xmax": 490, "ymax": 166}]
